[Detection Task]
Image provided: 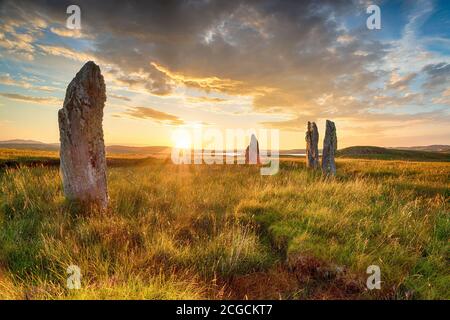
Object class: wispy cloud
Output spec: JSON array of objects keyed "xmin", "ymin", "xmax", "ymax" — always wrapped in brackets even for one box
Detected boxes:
[
  {"xmin": 386, "ymin": 72, "xmax": 417, "ymax": 91},
  {"xmin": 0, "ymin": 74, "xmax": 57, "ymax": 92},
  {"xmin": 37, "ymin": 44, "xmax": 96, "ymax": 62},
  {"xmin": 121, "ymin": 106, "xmax": 184, "ymax": 125},
  {"xmin": 260, "ymin": 116, "xmax": 304, "ymax": 131},
  {"xmin": 109, "ymin": 93, "xmax": 131, "ymax": 102},
  {"xmin": 421, "ymin": 62, "xmax": 450, "ymax": 91},
  {"xmin": 49, "ymin": 26, "xmax": 91, "ymax": 39},
  {"xmin": 0, "ymin": 92, "xmax": 61, "ymax": 105},
  {"xmin": 186, "ymin": 96, "xmax": 227, "ymax": 103}
]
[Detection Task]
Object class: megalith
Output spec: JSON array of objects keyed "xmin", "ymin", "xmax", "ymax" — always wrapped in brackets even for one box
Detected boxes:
[
  {"xmin": 58, "ymin": 61, "xmax": 108, "ymax": 209},
  {"xmin": 305, "ymin": 121, "xmax": 319, "ymax": 169},
  {"xmin": 321, "ymin": 120, "xmax": 337, "ymax": 175}
]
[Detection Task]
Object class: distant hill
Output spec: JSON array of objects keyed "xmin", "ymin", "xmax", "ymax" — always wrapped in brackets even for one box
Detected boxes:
[
  {"xmin": 0, "ymin": 140, "xmax": 170, "ymax": 155},
  {"xmin": 392, "ymin": 145, "xmax": 450, "ymax": 153},
  {"xmin": 1, "ymin": 140, "xmax": 449, "ymax": 161},
  {"xmin": 0, "ymin": 140, "xmax": 59, "ymax": 151},
  {"xmin": 337, "ymin": 146, "xmax": 450, "ymax": 161},
  {"xmin": 0, "ymin": 139, "xmax": 46, "ymax": 144},
  {"xmin": 279, "ymin": 148, "xmax": 307, "ymax": 155}
]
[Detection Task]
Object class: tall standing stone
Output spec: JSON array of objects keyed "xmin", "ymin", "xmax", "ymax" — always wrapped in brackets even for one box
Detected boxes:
[
  {"xmin": 58, "ymin": 61, "xmax": 108, "ymax": 209},
  {"xmin": 322, "ymin": 120, "xmax": 337, "ymax": 175},
  {"xmin": 305, "ymin": 121, "xmax": 319, "ymax": 169},
  {"xmin": 245, "ymin": 134, "xmax": 261, "ymax": 164}
]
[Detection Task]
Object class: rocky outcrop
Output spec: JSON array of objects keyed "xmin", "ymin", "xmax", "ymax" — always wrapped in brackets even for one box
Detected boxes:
[
  {"xmin": 305, "ymin": 121, "xmax": 319, "ymax": 169},
  {"xmin": 58, "ymin": 61, "xmax": 108, "ymax": 209},
  {"xmin": 245, "ymin": 134, "xmax": 261, "ymax": 164},
  {"xmin": 321, "ymin": 120, "xmax": 337, "ymax": 175}
]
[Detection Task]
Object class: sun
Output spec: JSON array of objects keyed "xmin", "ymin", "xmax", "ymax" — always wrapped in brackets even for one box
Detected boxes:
[{"xmin": 172, "ymin": 129, "xmax": 192, "ymax": 149}]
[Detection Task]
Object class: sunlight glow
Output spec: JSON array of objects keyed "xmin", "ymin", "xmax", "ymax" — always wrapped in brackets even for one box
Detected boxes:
[{"xmin": 172, "ymin": 129, "xmax": 192, "ymax": 149}]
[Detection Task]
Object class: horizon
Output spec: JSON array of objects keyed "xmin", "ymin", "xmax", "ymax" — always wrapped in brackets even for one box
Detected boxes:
[
  {"xmin": 1, "ymin": 1, "xmax": 449, "ymax": 149},
  {"xmin": 0, "ymin": 137, "xmax": 448, "ymax": 150}
]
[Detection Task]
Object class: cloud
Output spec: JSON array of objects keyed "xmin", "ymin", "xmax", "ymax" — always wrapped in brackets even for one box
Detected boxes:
[
  {"xmin": 37, "ymin": 44, "xmax": 96, "ymax": 63},
  {"xmin": 260, "ymin": 116, "xmax": 304, "ymax": 131},
  {"xmin": 151, "ymin": 62, "xmax": 259, "ymax": 96},
  {"xmin": 372, "ymin": 92, "xmax": 423, "ymax": 108},
  {"xmin": 421, "ymin": 62, "xmax": 450, "ymax": 90},
  {"xmin": 344, "ymin": 109, "xmax": 450, "ymax": 123},
  {"xmin": 107, "ymin": 63, "xmax": 172, "ymax": 95},
  {"xmin": 186, "ymin": 96, "xmax": 227, "ymax": 104},
  {"xmin": 109, "ymin": 93, "xmax": 131, "ymax": 102},
  {"xmin": 337, "ymin": 35, "xmax": 355, "ymax": 44},
  {"xmin": 387, "ymin": 72, "xmax": 417, "ymax": 91},
  {"xmin": 0, "ymin": 1, "xmax": 50, "ymax": 60},
  {"xmin": 0, "ymin": 92, "xmax": 61, "ymax": 105},
  {"xmin": 0, "ymin": 29, "xmax": 35, "ymax": 61},
  {"xmin": 1, "ymin": 0, "xmax": 449, "ymax": 144},
  {"xmin": 3, "ymin": 0, "xmax": 372, "ymax": 104},
  {"xmin": 121, "ymin": 106, "xmax": 184, "ymax": 125},
  {"xmin": 0, "ymin": 74, "xmax": 56, "ymax": 92},
  {"xmin": 49, "ymin": 27, "xmax": 91, "ymax": 39},
  {"xmin": 431, "ymin": 88, "xmax": 450, "ymax": 106}
]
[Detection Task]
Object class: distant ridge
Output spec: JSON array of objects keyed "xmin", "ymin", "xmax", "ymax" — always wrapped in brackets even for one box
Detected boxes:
[
  {"xmin": 337, "ymin": 146, "xmax": 450, "ymax": 161},
  {"xmin": 0, "ymin": 140, "xmax": 59, "ymax": 151},
  {"xmin": 1, "ymin": 140, "xmax": 449, "ymax": 160},
  {"xmin": 279, "ymin": 148, "xmax": 307, "ymax": 155},
  {"xmin": 0, "ymin": 139, "xmax": 48, "ymax": 145},
  {"xmin": 392, "ymin": 145, "xmax": 450, "ymax": 153},
  {"xmin": 0, "ymin": 140, "xmax": 170, "ymax": 154}
]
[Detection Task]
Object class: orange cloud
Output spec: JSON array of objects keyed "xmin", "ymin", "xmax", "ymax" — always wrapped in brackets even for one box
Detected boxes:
[
  {"xmin": 121, "ymin": 106, "xmax": 184, "ymax": 125},
  {"xmin": 186, "ymin": 96, "xmax": 227, "ymax": 103},
  {"xmin": 151, "ymin": 62, "xmax": 272, "ymax": 96},
  {"xmin": 0, "ymin": 92, "xmax": 61, "ymax": 105}
]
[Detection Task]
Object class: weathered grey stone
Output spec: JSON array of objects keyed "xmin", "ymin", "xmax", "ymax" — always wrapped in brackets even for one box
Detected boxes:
[
  {"xmin": 245, "ymin": 134, "xmax": 261, "ymax": 164},
  {"xmin": 58, "ymin": 61, "xmax": 108, "ymax": 209},
  {"xmin": 322, "ymin": 120, "xmax": 337, "ymax": 175},
  {"xmin": 305, "ymin": 121, "xmax": 319, "ymax": 169}
]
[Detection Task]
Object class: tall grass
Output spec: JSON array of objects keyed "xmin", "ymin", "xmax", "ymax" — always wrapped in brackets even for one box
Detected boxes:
[{"xmin": 0, "ymin": 156, "xmax": 448, "ymax": 299}]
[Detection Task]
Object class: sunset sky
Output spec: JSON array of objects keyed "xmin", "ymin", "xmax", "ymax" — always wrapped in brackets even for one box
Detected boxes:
[{"xmin": 0, "ymin": 0, "xmax": 449, "ymax": 149}]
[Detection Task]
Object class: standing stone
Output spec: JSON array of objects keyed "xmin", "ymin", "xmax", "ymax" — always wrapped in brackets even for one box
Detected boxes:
[
  {"xmin": 245, "ymin": 134, "xmax": 261, "ymax": 164},
  {"xmin": 322, "ymin": 120, "xmax": 337, "ymax": 175},
  {"xmin": 305, "ymin": 121, "xmax": 319, "ymax": 169},
  {"xmin": 58, "ymin": 61, "xmax": 108, "ymax": 209}
]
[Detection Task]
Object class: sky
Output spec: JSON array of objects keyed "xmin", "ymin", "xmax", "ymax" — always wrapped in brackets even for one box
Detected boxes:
[{"xmin": 0, "ymin": 0, "xmax": 449, "ymax": 149}]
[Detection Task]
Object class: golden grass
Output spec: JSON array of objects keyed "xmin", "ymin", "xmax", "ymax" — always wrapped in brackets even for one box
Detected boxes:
[{"xmin": 0, "ymin": 150, "xmax": 448, "ymax": 299}]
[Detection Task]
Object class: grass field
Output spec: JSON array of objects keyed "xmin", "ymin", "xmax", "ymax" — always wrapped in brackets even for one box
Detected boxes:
[{"xmin": 0, "ymin": 149, "xmax": 448, "ymax": 299}]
